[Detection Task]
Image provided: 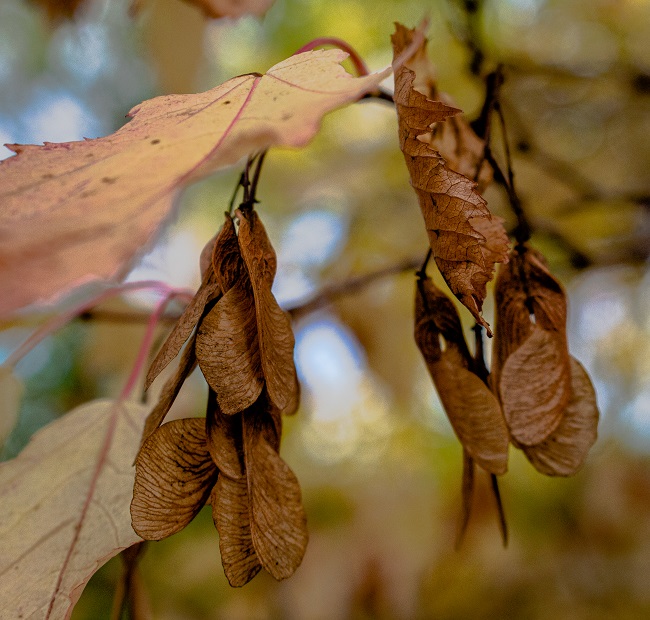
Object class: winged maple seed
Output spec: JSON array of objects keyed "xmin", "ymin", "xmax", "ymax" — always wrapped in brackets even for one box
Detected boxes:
[
  {"xmin": 414, "ymin": 275, "xmax": 509, "ymax": 544},
  {"xmin": 131, "ymin": 207, "xmax": 307, "ymax": 586},
  {"xmin": 492, "ymin": 245, "xmax": 599, "ymax": 475},
  {"xmin": 392, "ymin": 24, "xmax": 509, "ymax": 335}
]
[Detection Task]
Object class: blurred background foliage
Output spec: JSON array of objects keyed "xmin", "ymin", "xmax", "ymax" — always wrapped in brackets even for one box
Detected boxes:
[{"xmin": 1, "ymin": 0, "xmax": 650, "ymax": 617}]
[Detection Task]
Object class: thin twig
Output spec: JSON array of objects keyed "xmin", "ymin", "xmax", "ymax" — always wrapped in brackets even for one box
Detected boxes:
[
  {"xmin": 361, "ymin": 88, "xmax": 395, "ymax": 104},
  {"xmin": 415, "ymin": 248, "xmax": 433, "ymax": 280},
  {"xmin": 288, "ymin": 257, "xmax": 421, "ymax": 318}
]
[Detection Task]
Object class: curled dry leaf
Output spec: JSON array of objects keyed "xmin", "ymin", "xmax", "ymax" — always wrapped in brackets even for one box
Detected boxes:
[
  {"xmin": 523, "ymin": 357, "xmax": 599, "ymax": 476},
  {"xmin": 131, "ymin": 418, "xmax": 218, "ymax": 540},
  {"xmin": 238, "ymin": 210, "xmax": 297, "ymax": 413},
  {"xmin": 243, "ymin": 410, "xmax": 308, "ymax": 580},
  {"xmin": 392, "ymin": 24, "xmax": 509, "ymax": 333},
  {"xmin": 391, "ymin": 24, "xmax": 492, "ymax": 191},
  {"xmin": 415, "ymin": 278, "xmax": 509, "ymax": 474},
  {"xmin": 0, "ymin": 50, "xmax": 390, "ymax": 318},
  {"xmin": 0, "ymin": 399, "xmax": 147, "ymax": 620},
  {"xmin": 499, "ymin": 326, "xmax": 570, "ymax": 446}
]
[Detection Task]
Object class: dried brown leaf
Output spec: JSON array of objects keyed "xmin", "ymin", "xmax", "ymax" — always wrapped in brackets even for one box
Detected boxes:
[
  {"xmin": 499, "ymin": 326, "xmax": 571, "ymax": 446},
  {"xmin": 145, "ymin": 271, "xmax": 220, "ymax": 391},
  {"xmin": 237, "ymin": 210, "xmax": 298, "ymax": 413},
  {"xmin": 392, "ymin": 24, "xmax": 509, "ymax": 332},
  {"xmin": 0, "ymin": 399, "xmax": 148, "ymax": 620},
  {"xmin": 131, "ymin": 418, "xmax": 217, "ymax": 540},
  {"xmin": 429, "ymin": 114, "xmax": 493, "ymax": 192},
  {"xmin": 211, "ymin": 477, "xmax": 262, "ymax": 587},
  {"xmin": 196, "ymin": 279, "xmax": 264, "ymax": 414},
  {"xmin": 414, "ymin": 279, "xmax": 509, "ymax": 474},
  {"xmin": 0, "ymin": 51, "xmax": 390, "ymax": 318},
  {"xmin": 523, "ymin": 357, "xmax": 599, "ymax": 476},
  {"xmin": 391, "ymin": 24, "xmax": 492, "ymax": 191},
  {"xmin": 244, "ymin": 410, "xmax": 307, "ymax": 580},
  {"xmin": 141, "ymin": 332, "xmax": 198, "ymax": 444}
]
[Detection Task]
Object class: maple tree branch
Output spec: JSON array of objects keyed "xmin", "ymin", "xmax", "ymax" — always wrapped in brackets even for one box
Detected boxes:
[
  {"xmin": 288, "ymin": 257, "xmax": 422, "ymax": 318},
  {"xmin": 416, "ymin": 248, "xmax": 433, "ymax": 280},
  {"xmin": 228, "ymin": 172, "xmax": 245, "ymax": 215},
  {"xmin": 484, "ymin": 146, "xmax": 531, "ymax": 246},
  {"xmin": 361, "ymin": 88, "xmax": 395, "ymax": 104},
  {"xmin": 59, "ymin": 259, "xmax": 424, "ymax": 327}
]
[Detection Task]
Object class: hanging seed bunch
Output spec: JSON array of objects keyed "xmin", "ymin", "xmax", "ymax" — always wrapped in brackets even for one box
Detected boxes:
[
  {"xmin": 130, "ymin": 206, "xmax": 307, "ymax": 587},
  {"xmin": 492, "ymin": 245, "xmax": 599, "ymax": 477},
  {"xmin": 394, "ymin": 23, "xmax": 599, "ymax": 543}
]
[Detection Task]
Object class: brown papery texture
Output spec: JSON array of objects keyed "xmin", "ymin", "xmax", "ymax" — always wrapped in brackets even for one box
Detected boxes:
[
  {"xmin": 493, "ymin": 247, "xmax": 567, "ymax": 370},
  {"xmin": 206, "ymin": 390, "xmax": 245, "ymax": 480},
  {"xmin": 243, "ymin": 410, "xmax": 308, "ymax": 580},
  {"xmin": 492, "ymin": 246, "xmax": 571, "ymax": 446},
  {"xmin": 211, "ymin": 477, "xmax": 262, "ymax": 587},
  {"xmin": 523, "ymin": 357, "xmax": 599, "ymax": 476},
  {"xmin": 131, "ymin": 418, "xmax": 217, "ymax": 540},
  {"xmin": 141, "ymin": 332, "xmax": 198, "ymax": 444},
  {"xmin": 415, "ymin": 278, "xmax": 509, "ymax": 474},
  {"xmin": 392, "ymin": 23, "xmax": 493, "ymax": 192},
  {"xmin": 499, "ymin": 327, "xmax": 570, "ymax": 446},
  {"xmin": 212, "ymin": 213, "xmax": 247, "ymax": 293},
  {"xmin": 237, "ymin": 210, "xmax": 298, "ymax": 413},
  {"xmin": 145, "ymin": 266, "xmax": 220, "ymax": 390},
  {"xmin": 392, "ymin": 24, "xmax": 509, "ymax": 333},
  {"xmin": 196, "ymin": 279, "xmax": 264, "ymax": 414}
]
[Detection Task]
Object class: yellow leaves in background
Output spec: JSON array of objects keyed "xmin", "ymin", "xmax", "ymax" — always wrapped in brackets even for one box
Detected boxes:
[{"xmin": 392, "ymin": 24, "xmax": 509, "ymax": 335}]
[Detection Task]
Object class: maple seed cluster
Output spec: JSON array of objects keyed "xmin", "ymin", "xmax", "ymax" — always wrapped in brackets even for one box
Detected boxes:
[
  {"xmin": 414, "ymin": 247, "xmax": 600, "ymax": 542},
  {"xmin": 394, "ymin": 23, "xmax": 599, "ymax": 540},
  {"xmin": 130, "ymin": 208, "xmax": 307, "ymax": 587}
]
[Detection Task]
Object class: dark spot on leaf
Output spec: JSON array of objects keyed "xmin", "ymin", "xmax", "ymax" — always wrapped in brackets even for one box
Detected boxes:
[
  {"xmin": 281, "ymin": 113, "xmax": 292, "ymax": 121},
  {"xmin": 151, "ymin": 139, "xmax": 161, "ymax": 145},
  {"xmin": 224, "ymin": 100, "xmax": 231, "ymax": 105},
  {"xmin": 41, "ymin": 173, "xmax": 54, "ymax": 179},
  {"xmin": 102, "ymin": 177, "xmax": 117, "ymax": 184}
]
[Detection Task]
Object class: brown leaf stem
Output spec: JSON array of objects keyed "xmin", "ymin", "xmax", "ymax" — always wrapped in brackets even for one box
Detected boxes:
[
  {"xmin": 490, "ymin": 473, "xmax": 508, "ymax": 547},
  {"xmin": 293, "ymin": 38, "xmax": 370, "ymax": 77}
]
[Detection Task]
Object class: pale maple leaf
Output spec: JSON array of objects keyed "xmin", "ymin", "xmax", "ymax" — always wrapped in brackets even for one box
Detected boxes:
[{"xmin": 0, "ymin": 51, "xmax": 390, "ymax": 318}]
